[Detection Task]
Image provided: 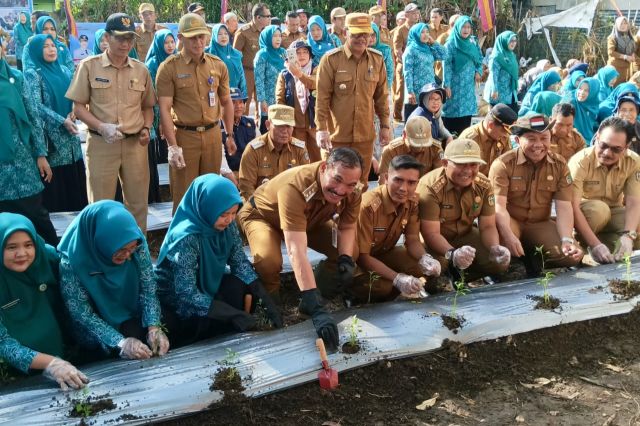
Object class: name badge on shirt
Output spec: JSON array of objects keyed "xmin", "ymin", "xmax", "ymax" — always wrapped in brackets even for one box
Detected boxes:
[
  {"xmin": 95, "ymin": 77, "xmax": 110, "ymax": 83},
  {"xmin": 209, "ymin": 90, "xmax": 216, "ymax": 107}
]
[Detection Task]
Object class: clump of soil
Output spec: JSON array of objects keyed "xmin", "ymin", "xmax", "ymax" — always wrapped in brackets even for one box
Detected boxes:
[
  {"xmin": 69, "ymin": 394, "xmax": 117, "ymax": 418},
  {"xmin": 210, "ymin": 367, "xmax": 244, "ymax": 393},
  {"xmin": 440, "ymin": 314, "xmax": 466, "ymax": 333},
  {"xmin": 341, "ymin": 342, "xmax": 360, "ymax": 354},
  {"xmin": 608, "ymin": 278, "xmax": 640, "ymax": 300},
  {"xmin": 527, "ymin": 294, "xmax": 561, "ymax": 310}
]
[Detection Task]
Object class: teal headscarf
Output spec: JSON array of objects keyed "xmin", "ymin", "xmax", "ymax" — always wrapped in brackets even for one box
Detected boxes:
[
  {"xmin": 57, "ymin": 201, "xmax": 144, "ymax": 329},
  {"xmin": 490, "ymin": 31, "xmax": 519, "ymax": 90},
  {"xmin": 13, "ymin": 12, "xmax": 33, "ymax": 44},
  {"xmin": 0, "ymin": 57, "xmax": 30, "ymax": 162},
  {"xmin": 92, "ymin": 29, "xmax": 139, "ymax": 59},
  {"xmin": 596, "ymin": 65, "xmax": 620, "ymax": 102},
  {"xmin": 207, "ymin": 24, "xmax": 245, "ymax": 92},
  {"xmin": 28, "ymin": 34, "xmax": 73, "ymax": 117},
  {"xmin": 157, "ymin": 174, "xmax": 243, "ymax": 298},
  {"xmin": 146, "ymin": 29, "xmax": 176, "ymax": 83},
  {"xmin": 307, "ymin": 16, "xmax": 335, "ymax": 66},
  {"xmin": 34, "ymin": 16, "xmax": 72, "ymax": 68},
  {"xmin": 406, "ymin": 23, "xmax": 432, "ymax": 56},
  {"xmin": 571, "ymin": 77, "xmax": 601, "ymax": 143},
  {"xmin": 445, "ymin": 16, "xmax": 482, "ymax": 73},
  {"xmin": 598, "ymin": 82, "xmax": 639, "ymax": 121},
  {"xmin": 254, "ymin": 25, "xmax": 285, "ymax": 70},
  {"xmin": 0, "ymin": 213, "xmax": 64, "ymax": 360},
  {"xmin": 530, "ymin": 91, "xmax": 562, "ymax": 117},
  {"xmin": 562, "ymin": 70, "xmax": 586, "ymax": 95},
  {"xmin": 519, "ymin": 70, "xmax": 562, "ymax": 116}
]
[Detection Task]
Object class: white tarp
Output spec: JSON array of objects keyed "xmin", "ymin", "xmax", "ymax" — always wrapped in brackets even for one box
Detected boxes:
[{"xmin": 525, "ymin": 0, "xmax": 600, "ymax": 39}]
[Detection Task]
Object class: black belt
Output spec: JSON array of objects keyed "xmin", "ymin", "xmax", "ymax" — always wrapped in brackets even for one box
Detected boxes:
[
  {"xmin": 88, "ymin": 129, "xmax": 140, "ymax": 138},
  {"xmin": 174, "ymin": 122, "xmax": 218, "ymax": 132}
]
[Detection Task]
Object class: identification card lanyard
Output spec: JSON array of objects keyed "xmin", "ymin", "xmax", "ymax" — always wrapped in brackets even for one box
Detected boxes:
[{"xmin": 208, "ymin": 76, "xmax": 216, "ymax": 107}]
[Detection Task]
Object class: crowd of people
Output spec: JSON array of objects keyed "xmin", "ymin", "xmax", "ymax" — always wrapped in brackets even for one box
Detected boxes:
[{"xmin": 1, "ymin": 2, "xmax": 640, "ymax": 391}]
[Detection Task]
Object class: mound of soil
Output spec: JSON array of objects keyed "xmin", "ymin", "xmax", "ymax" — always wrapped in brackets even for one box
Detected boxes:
[
  {"xmin": 441, "ymin": 314, "xmax": 466, "ymax": 333},
  {"xmin": 341, "ymin": 342, "xmax": 360, "ymax": 354},
  {"xmin": 69, "ymin": 394, "xmax": 116, "ymax": 418},
  {"xmin": 608, "ymin": 278, "xmax": 640, "ymax": 300},
  {"xmin": 210, "ymin": 367, "xmax": 244, "ymax": 393},
  {"xmin": 527, "ymin": 294, "xmax": 562, "ymax": 310}
]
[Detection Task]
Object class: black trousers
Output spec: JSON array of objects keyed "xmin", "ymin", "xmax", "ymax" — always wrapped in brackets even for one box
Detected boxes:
[
  {"xmin": 442, "ymin": 116, "xmax": 472, "ymax": 138},
  {"xmin": 0, "ymin": 192, "xmax": 58, "ymax": 245}
]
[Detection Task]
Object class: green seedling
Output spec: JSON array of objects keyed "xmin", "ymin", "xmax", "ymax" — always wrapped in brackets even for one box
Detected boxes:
[
  {"xmin": 535, "ymin": 245, "xmax": 555, "ymax": 303},
  {"xmin": 73, "ymin": 387, "xmax": 92, "ymax": 418},
  {"xmin": 623, "ymin": 253, "xmax": 632, "ymax": 288},
  {"xmin": 367, "ymin": 271, "xmax": 381, "ymax": 304},
  {"xmin": 450, "ymin": 269, "xmax": 469, "ymax": 317},
  {"xmin": 347, "ymin": 315, "xmax": 362, "ymax": 347},
  {"xmin": 254, "ymin": 300, "xmax": 272, "ymax": 328},
  {"xmin": 222, "ymin": 348, "xmax": 239, "ymax": 366}
]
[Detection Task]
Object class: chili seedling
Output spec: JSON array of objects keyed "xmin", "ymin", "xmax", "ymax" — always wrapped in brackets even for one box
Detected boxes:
[
  {"xmin": 623, "ymin": 253, "xmax": 632, "ymax": 288},
  {"xmin": 367, "ymin": 271, "xmax": 381, "ymax": 304},
  {"xmin": 535, "ymin": 245, "xmax": 555, "ymax": 303},
  {"xmin": 347, "ymin": 315, "xmax": 362, "ymax": 347},
  {"xmin": 450, "ymin": 269, "xmax": 469, "ymax": 317}
]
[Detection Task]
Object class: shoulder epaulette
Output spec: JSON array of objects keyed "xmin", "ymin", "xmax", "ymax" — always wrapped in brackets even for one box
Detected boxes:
[
  {"xmin": 249, "ymin": 139, "xmax": 265, "ymax": 149},
  {"xmin": 302, "ymin": 181, "xmax": 318, "ymax": 202},
  {"xmin": 326, "ymin": 47, "xmax": 341, "ymax": 56},
  {"xmin": 474, "ymin": 174, "xmax": 491, "ymax": 189},
  {"xmin": 389, "ymin": 138, "xmax": 405, "ymax": 149},
  {"xmin": 368, "ymin": 47, "xmax": 382, "ymax": 56},
  {"xmin": 431, "ymin": 174, "xmax": 447, "ymax": 193},
  {"xmin": 291, "ymin": 138, "xmax": 306, "ymax": 149},
  {"xmin": 368, "ymin": 194, "xmax": 383, "ymax": 212}
]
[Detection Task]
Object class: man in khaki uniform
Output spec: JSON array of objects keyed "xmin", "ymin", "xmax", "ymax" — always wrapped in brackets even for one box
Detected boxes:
[
  {"xmin": 369, "ymin": 6, "xmax": 392, "ymax": 47},
  {"xmin": 389, "ymin": 11, "xmax": 406, "ymax": 111},
  {"xmin": 315, "ymin": 13, "xmax": 390, "ymax": 184},
  {"xmin": 378, "ymin": 116, "xmax": 442, "ymax": 184},
  {"xmin": 135, "ymin": 3, "xmax": 167, "ymax": 61},
  {"xmin": 67, "ymin": 13, "xmax": 155, "ymax": 232},
  {"xmin": 489, "ymin": 113, "xmax": 583, "ymax": 272},
  {"xmin": 419, "ymin": 139, "xmax": 511, "ymax": 280},
  {"xmin": 233, "ymin": 3, "xmax": 270, "ymax": 117},
  {"xmin": 354, "ymin": 155, "xmax": 441, "ymax": 302},
  {"xmin": 393, "ymin": 3, "xmax": 419, "ymax": 122},
  {"xmin": 569, "ymin": 117, "xmax": 640, "ymax": 264},
  {"xmin": 459, "ymin": 103, "xmax": 517, "ymax": 176},
  {"xmin": 329, "ymin": 8, "xmax": 347, "ymax": 45},
  {"xmin": 156, "ymin": 13, "xmax": 234, "ymax": 211},
  {"xmin": 550, "ymin": 103, "xmax": 586, "ymax": 161},
  {"xmin": 238, "ymin": 105, "xmax": 309, "ymax": 201},
  {"xmin": 281, "ymin": 11, "xmax": 304, "ymax": 49},
  {"xmin": 237, "ymin": 148, "xmax": 364, "ymax": 351},
  {"xmin": 428, "ymin": 8, "xmax": 449, "ymax": 41}
]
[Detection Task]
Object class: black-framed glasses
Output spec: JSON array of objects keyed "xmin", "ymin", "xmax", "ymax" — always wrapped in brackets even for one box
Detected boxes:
[{"xmin": 597, "ymin": 139, "xmax": 625, "ymax": 154}]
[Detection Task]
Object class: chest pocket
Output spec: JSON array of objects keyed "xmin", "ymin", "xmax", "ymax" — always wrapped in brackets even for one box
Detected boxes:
[
  {"xmin": 90, "ymin": 79, "xmax": 112, "ymax": 103},
  {"xmin": 363, "ymin": 67, "xmax": 380, "ymax": 93},
  {"xmin": 334, "ymin": 73, "xmax": 354, "ymax": 96},
  {"xmin": 176, "ymin": 76, "xmax": 195, "ymax": 90},
  {"xmin": 127, "ymin": 79, "xmax": 146, "ymax": 105},
  {"xmin": 509, "ymin": 178, "xmax": 527, "ymax": 193},
  {"xmin": 440, "ymin": 205, "xmax": 458, "ymax": 223}
]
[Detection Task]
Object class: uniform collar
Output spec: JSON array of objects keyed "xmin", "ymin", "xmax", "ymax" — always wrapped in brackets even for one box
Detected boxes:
[
  {"xmin": 179, "ymin": 52, "xmax": 206, "ymax": 65},
  {"xmin": 250, "ymin": 22, "xmax": 261, "ymax": 33},
  {"xmin": 381, "ymin": 185, "xmax": 402, "ymax": 215},
  {"xmin": 284, "ymin": 29, "xmax": 299, "ymax": 37},
  {"xmin": 479, "ymin": 120, "xmax": 503, "ymax": 143},
  {"xmin": 139, "ymin": 23, "xmax": 159, "ymax": 34},
  {"xmin": 590, "ymin": 145, "xmax": 623, "ymax": 171},
  {"xmin": 442, "ymin": 168, "xmax": 476, "ymax": 193},
  {"xmin": 343, "ymin": 43, "xmax": 368, "ymax": 60},
  {"xmin": 515, "ymin": 147, "xmax": 555, "ymax": 165},
  {"xmin": 100, "ymin": 52, "xmax": 133, "ymax": 68},
  {"xmin": 265, "ymin": 133, "xmax": 291, "ymax": 153}
]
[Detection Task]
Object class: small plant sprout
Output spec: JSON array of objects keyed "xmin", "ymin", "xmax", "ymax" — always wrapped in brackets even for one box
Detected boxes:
[
  {"xmin": 535, "ymin": 245, "xmax": 555, "ymax": 304},
  {"xmin": 347, "ymin": 315, "xmax": 362, "ymax": 347},
  {"xmin": 222, "ymin": 348, "xmax": 239, "ymax": 366},
  {"xmin": 451, "ymin": 269, "xmax": 469, "ymax": 317},
  {"xmin": 623, "ymin": 253, "xmax": 632, "ymax": 288},
  {"xmin": 367, "ymin": 271, "xmax": 381, "ymax": 304},
  {"xmin": 73, "ymin": 387, "xmax": 92, "ymax": 418}
]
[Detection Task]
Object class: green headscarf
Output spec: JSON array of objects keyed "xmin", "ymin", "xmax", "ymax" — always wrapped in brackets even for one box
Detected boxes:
[
  {"xmin": 28, "ymin": 34, "xmax": 73, "ymax": 117},
  {"xmin": 157, "ymin": 174, "xmax": 244, "ymax": 298},
  {"xmin": 446, "ymin": 16, "xmax": 483, "ymax": 73},
  {"xmin": 254, "ymin": 25, "xmax": 285, "ymax": 70},
  {"xmin": 0, "ymin": 213, "xmax": 64, "ymax": 360},
  {"xmin": 0, "ymin": 57, "xmax": 31, "ymax": 162},
  {"xmin": 13, "ymin": 12, "xmax": 33, "ymax": 44},
  {"xmin": 530, "ymin": 91, "xmax": 562, "ymax": 117},
  {"xmin": 571, "ymin": 77, "xmax": 601, "ymax": 143},
  {"xmin": 57, "ymin": 201, "xmax": 144, "ymax": 329},
  {"xmin": 490, "ymin": 31, "xmax": 519, "ymax": 90}
]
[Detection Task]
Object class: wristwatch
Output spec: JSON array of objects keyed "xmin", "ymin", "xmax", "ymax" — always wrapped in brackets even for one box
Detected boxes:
[
  {"xmin": 445, "ymin": 248, "xmax": 456, "ymax": 261},
  {"xmin": 621, "ymin": 230, "xmax": 638, "ymax": 240},
  {"xmin": 141, "ymin": 126, "xmax": 150, "ymax": 133},
  {"xmin": 380, "ymin": 124, "xmax": 390, "ymax": 129},
  {"xmin": 561, "ymin": 237, "xmax": 574, "ymax": 245}
]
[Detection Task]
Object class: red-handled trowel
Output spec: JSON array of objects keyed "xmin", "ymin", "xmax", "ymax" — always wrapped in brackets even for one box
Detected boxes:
[{"xmin": 315, "ymin": 338, "xmax": 339, "ymax": 390}]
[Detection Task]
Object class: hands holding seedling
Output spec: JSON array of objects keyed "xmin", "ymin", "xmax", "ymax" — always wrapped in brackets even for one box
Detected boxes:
[
  {"xmin": 248, "ymin": 280, "xmax": 283, "ymax": 328},
  {"xmin": 118, "ymin": 337, "xmax": 153, "ymax": 360},
  {"xmin": 43, "ymin": 358, "xmax": 89, "ymax": 391},
  {"xmin": 614, "ymin": 235, "xmax": 634, "ymax": 262},
  {"xmin": 392, "ymin": 273, "xmax": 424, "ymax": 296},
  {"xmin": 490, "ymin": 245, "xmax": 511, "ymax": 267},
  {"xmin": 590, "ymin": 243, "xmax": 615, "ymax": 264},
  {"xmin": 299, "ymin": 289, "xmax": 339, "ymax": 352},
  {"xmin": 146, "ymin": 327, "xmax": 170, "ymax": 356},
  {"xmin": 452, "ymin": 246, "xmax": 476, "ymax": 270},
  {"xmin": 419, "ymin": 253, "xmax": 441, "ymax": 276}
]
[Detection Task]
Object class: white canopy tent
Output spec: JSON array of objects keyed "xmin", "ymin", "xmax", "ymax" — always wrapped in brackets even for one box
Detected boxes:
[{"xmin": 524, "ymin": 0, "xmax": 600, "ymax": 39}]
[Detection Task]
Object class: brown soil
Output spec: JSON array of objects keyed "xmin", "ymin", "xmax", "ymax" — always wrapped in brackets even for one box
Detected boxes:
[
  {"xmin": 441, "ymin": 314, "xmax": 466, "ymax": 333},
  {"xmin": 341, "ymin": 342, "xmax": 360, "ymax": 354},
  {"xmin": 68, "ymin": 395, "xmax": 116, "ymax": 418},
  {"xmin": 608, "ymin": 279, "xmax": 640, "ymax": 300},
  {"xmin": 210, "ymin": 367, "xmax": 244, "ymax": 394},
  {"xmin": 527, "ymin": 294, "xmax": 562, "ymax": 310}
]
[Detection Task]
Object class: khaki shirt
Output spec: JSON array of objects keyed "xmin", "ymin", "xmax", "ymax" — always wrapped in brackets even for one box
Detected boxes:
[
  {"xmin": 156, "ymin": 52, "xmax": 230, "ymax": 126},
  {"xmin": 66, "ymin": 53, "xmax": 156, "ymax": 134},
  {"xmin": 275, "ymin": 68, "xmax": 317, "ymax": 128},
  {"xmin": 239, "ymin": 132, "xmax": 310, "ymax": 201},
  {"xmin": 489, "ymin": 148, "xmax": 573, "ymax": 223},
  {"xmin": 281, "ymin": 30, "xmax": 304, "ymax": 49},
  {"xmin": 329, "ymin": 27, "xmax": 347, "ymax": 46},
  {"xmin": 459, "ymin": 122, "xmax": 508, "ymax": 176},
  {"xmin": 134, "ymin": 23, "xmax": 168, "ymax": 61},
  {"xmin": 378, "ymin": 138, "xmax": 442, "ymax": 180},
  {"xmin": 568, "ymin": 146, "xmax": 640, "ymax": 207},
  {"xmin": 251, "ymin": 162, "xmax": 362, "ymax": 232},
  {"xmin": 379, "ymin": 27, "xmax": 392, "ymax": 47},
  {"xmin": 550, "ymin": 128, "xmax": 586, "ymax": 162},
  {"xmin": 418, "ymin": 167, "xmax": 494, "ymax": 241},
  {"xmin": 392, "ymin": 24, "xmax": 409, "ymax": 59},
  {"xmin": 429, "ymin": 24, "xmax": 449, "ymax": 41},
  {"xmin": 358, "ymin": 184, "xmax": 419, "ymax": 256},
  {"xmin": 315, "ymin": 45, "xmax": 389, "ymax": 143},
  {"xmin": 233, "ymin": 22, "xmax": 261, "ymax": 70}
]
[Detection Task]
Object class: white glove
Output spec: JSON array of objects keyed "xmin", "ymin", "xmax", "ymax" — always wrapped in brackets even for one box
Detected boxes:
[
  {"xmin": 590, "ymin": 243, "xmax": 615, "ymax": 264},
  {"xmin": 490, "ymin": 245, "xmax": 511, "ymax": 266},
  {"xmin": 419, "ymin": 253, "xmax": 441, "ymax": 276},
  {"xmin": 118, "ymin": 337, "xmax": 153, "ymax": 360},
  {"xmin": 613, "ymin": 236, "xmax": 634, "ymax": 262},
  {"xmin": 97, "ymin": 123, "xmax": 124, "ymax": 144},
  {"xmin": 42, "ymin": 358, "xmax": 89, "ymax": 391},
  {"xmin": 452, "ymin": 245, "xmax": 476, "ymax": 270},
  {"xmin": 168, "ymin": 145, "xmax": 186, "ymax": 169},
  {"xmin": 392, "ymin": 273, "xmax": 424, "ymax": 295},
  {"xmin": 316, "ymin": 130, "xmax": 331, "ymax": 150},
  {"xmin": 147, "ymin": 328, "xmax": 170, "ymax": 356}
]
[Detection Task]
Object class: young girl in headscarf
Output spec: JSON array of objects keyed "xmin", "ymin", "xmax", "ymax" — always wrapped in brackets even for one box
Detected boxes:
[
  {"xmin": 403, "ymin": 22, "xmax": 447, "ymax": 120},
  {"xmin": 145, "ymin": 29, "xmax": 176, "ymax": 83},
  {"xmin": 518, "ymin": 69, "xmax": 562, "ymax": 116},
  {"xmin": 208, "ymin": 24, "xmax": 246, "ymax": 97},
  {"xmin": 22, "ymin": 16, "xmax": 74, "ymax": 73},
  {"xmin": 0, "ymin": 213, "xmax": 88, "ymax": 390},
  {"xmin": 23, "ymin": 34, "xmax": 87, "ymax": 213},
  {"xmin": 442, "ymin": 15, "xmax": 483, "ymax": 135},
  {"xmin": 307, "ymin": 15, "xmax": 340, "ymax": 67},
  {"xmin": 13, "ymin": 12, "xmax": 32, "ymax": 70},
  {"xmin": 597, "ymin": 82, "xmax": 638, "ymax": 122},
  {"xmin": 595, "ymin": 65, "xmax": 620, "ymax": 102},
  {"xmin": 607, "ymin": 17, "xmax": 636, "ymax": 84},
  {"xmin": 570, "ymin": 77, "xmax": 601, "ymax": 143},
  {"xmin": 155, "ymin": 175, "xmax": 282, "ymax": 344},
  {"xmin": 254, "ymin": 25, "xmax": 286, "ymax": 133},
  {"xmin": 92, "ymin": 28, "xmax": 139, "ymax": 59},
  {"xmin": 483, "ymin": 31, "xmax": 519, "ymax": 112},
  {"xmin": 58, "ymin": 201, "xmax": 169, "ymax": 360},
  {"xmin": 561, "ymin": 69, "xmax": 586, "ymax": 97}
]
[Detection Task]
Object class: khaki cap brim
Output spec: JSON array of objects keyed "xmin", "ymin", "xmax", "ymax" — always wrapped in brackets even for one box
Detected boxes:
[
  {"xmin": 111, "ymin": 30, "xmax": 140, "ymax": 38},
  {"xmin": 407, "ymin": 137, "xmax": 433, "ymax": 148},
  {"xmin": 446, "ymin": 156, "xmax": 487, "ymax": 165},
  {"xmin": 180, "ymin": 27, "xmax": 211, "ymax": 37},
  {"xmin": 270, "ymin": 118, "xmax": 295, "ymax": 127},
  {"xmin": 348, "ymin": 26, "xmax": 373, "ymax": 34}
]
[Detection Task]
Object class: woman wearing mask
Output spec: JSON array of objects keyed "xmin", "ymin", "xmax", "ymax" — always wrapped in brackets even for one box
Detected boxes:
[
  {"xmin": 254, "ymin": 25, "xmax": 286, "ymax": 134},
  {"xmin": 483, "ymin": 31, "xmax": 519, "ymax": 113}
]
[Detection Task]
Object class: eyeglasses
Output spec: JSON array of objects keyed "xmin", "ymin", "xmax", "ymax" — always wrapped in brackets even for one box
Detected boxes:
[
  {"xmin": 113, "ymin": 243, "xmax": 141, "ymax": 259},
  {"xmin": 597, "ymin": 139, "xmax": 625, "ymax": 154},
  {"xmin": 349, "ymin": 33, "xmax": 370, "ymax": 39},
  {"xmin": 260, "ymin": 14, "xmax": 272, "ymax": 18}
]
